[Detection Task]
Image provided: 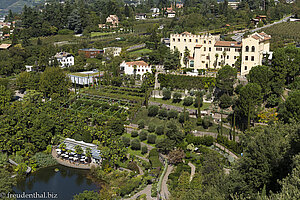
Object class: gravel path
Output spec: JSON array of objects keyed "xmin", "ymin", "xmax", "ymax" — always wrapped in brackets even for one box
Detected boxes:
[
  {"xmin": 123, "ymin": 185, "xmax": 154, "ymax": 200},
  {"xmin": 160, "ymin": 165, "xmax": 173, "ymax": 200},
  {"xmin": 188, "ymin": 162, "xmax": 196, "ymax": 182}
]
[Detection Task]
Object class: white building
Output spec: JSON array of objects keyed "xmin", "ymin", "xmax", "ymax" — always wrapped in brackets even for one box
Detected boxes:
[
  {"xmin": 68, "ymin": 71, "xmax": 103, "ymax": 86},
  {"xmin": 54, "ymin": 52, "xmax": 74, "ymax": 68},
  {"xmin": 25, "ymin": 65, "xmax": 34, "ymax": 72},
  {"xmin": 103, "ymin": 47, "xmax": 122, "ymax": 57},
  {"xmin": 167, "ymin": 11, "xmax": 176, "ymax": 18},
  {"xmin": 150, "ymin": 8, "xmax": 160, "ymax": 13},
  {"xmin": 136, "ymin": 13, "xmax": 147, "ymax": 20},
  {"xmin": 170, "ymin": 31, "xmax": 271, "ymax": 75},
  {"xmin": 120, "ymin": 61, "xmax": 152, "ymax": 79}
]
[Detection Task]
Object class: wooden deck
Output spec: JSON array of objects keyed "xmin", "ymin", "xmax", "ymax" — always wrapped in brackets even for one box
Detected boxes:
[{"xmin": 51, "ymin": 149, "xmax": 98, "ymax": 170}]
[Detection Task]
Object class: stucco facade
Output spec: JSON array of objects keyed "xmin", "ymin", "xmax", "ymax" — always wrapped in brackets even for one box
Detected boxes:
[{"xmin": 170, "ymin": 32, "xmax": 271, "ymax": 75}]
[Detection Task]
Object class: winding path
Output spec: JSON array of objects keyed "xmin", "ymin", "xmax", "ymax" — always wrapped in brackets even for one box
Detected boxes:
[
  {"xmin": 123, "ymin": 185, "xmax": 154, "ymax": 200},
  {"xmin": 188, "ymin": 162, "xmax": 196, "ymax": 182},
  {"xmin": 160, "ymin": 165, "xmax": 173, "ymax": 200}
]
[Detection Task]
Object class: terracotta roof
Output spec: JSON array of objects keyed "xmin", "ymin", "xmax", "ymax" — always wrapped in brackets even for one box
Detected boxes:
[
  {"xmin": 181, "ymin": 31, "xmax": 191, "ymax": 36},
  {"xmin": 214, "ymin": 41, "xmax": 242, "ymax": 48},
  {"xmin": 251, "ymin": 32, "xmax": 271, "ymax": 42},
  {"xmin": 125, "ymin": 61, "xmax": 148, "ymax": 66},
  {"xmin": 0, "ymin": 44, "xmax": 11, "ymax": 49}
]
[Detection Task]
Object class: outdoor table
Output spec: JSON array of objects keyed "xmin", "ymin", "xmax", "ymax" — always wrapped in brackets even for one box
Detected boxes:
[
  {"xmin": 56, "ymin": 149, "xmax": 61, "ymax": 152},
  {"xmin": 80, "ymin": 159, "xmax": 85, "ymax": 162},
  {"xmin": 73, "ymin": 157, "xmax": 78, "ymax": 161},
  {"xmin": 57, "ymin": 152, "xmax": 61, "ymax": 155},
  {"xmin": 64, "ymin": 155, "xmax": 69, "ymax": 158},
  {"xmin": 69, "ymin": 156, "xmax": 73, "ymax": 160},
  {"xmin": 61, "ymin": 154, "xmax": 66, "ymax": 157}
]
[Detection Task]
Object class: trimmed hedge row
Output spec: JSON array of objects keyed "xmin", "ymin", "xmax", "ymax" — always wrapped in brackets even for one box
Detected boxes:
[
  {"xmin": 186, "ymin": 134, "xmax": 214, "ymax": 146},
  {"xmin": 216, "ymin": 135, "xmax": 242, "ymax": 154},
  {"xmin": 149, "ymin": 149, "xmax": 162, "ymax": 168},
  {"xmin": 158, "ymin": 74, "xmax": 216, "ymax": 90}
]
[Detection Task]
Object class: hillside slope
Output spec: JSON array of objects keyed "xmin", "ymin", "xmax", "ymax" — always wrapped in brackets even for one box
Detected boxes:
[{"xmin": 0, "ymin": 0, "xmax": 45, "ymax": 14}]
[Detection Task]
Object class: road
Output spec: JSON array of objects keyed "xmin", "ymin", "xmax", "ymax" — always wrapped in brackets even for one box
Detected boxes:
[{"xmin": 232, "ymin": 15, "xmax": 291, "ymax": 42}]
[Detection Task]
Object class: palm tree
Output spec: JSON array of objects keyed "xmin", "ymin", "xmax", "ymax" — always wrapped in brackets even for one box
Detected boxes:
[
  {"xmin": 59, "ymin": 143, "xmax": 66, "ymax": 151},
  {"xmin": 133, "ymin": 65, "xmax": 137, "ymax": 79},
  {"xmin": 85, "ymin": 147, "xmax": 92, "ymax": 163},
  {"xmin": 75, "ymin": 145, "xmax": 83, "ymax": 155},
  {"xmin": 214, "ymin": 53, "xmax": 219, "ymax": 69},
  {"xmin": 221, "ymin": 51, "xmax": 226, "ymax": 67}
]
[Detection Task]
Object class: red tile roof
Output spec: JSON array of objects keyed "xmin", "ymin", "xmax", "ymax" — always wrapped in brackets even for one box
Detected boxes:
[
  {"xmin": 251, "ymin": 32, "xmax": 271, "ymax": 42},
  {"xmin": 126, "ymin": 61, "xmax": 148, "ymax": 66},
  {"xmin": 214, "ymin": 41, "xmax": 242, "ymax": 48},
  {"xmin": 0, "ymin": 44, "xmax": 11, "ymax": 49}
]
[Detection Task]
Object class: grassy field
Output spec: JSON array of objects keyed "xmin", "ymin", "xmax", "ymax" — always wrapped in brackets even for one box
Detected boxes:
[
  {"xmin": 150, "ymin": 97, "xmax": 211, "ymax": 110},
  {"xmin": 129, "ymin": 48, "xmax": 152, "ymax": 57},
  {"xmin": 91, "ymin": 32, "xmax": 114, "ymax": 37}
]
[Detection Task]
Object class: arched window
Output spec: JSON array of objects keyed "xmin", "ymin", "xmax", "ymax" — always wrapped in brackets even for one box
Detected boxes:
[
  {"xmin": 245, "ymin": 46, "xmax": 249, "ymax": 52},
  {"xmin": 251, "ymin": 46, "xmax": 255, "ymax": 52},
  {"xmin": 245, "ymin": 66, "xmax": 247, "ymax": 71}
]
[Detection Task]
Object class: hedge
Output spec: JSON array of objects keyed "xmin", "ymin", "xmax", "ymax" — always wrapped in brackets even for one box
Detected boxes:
[
  {"xmin": 186, "ymin": 134, "xmax": 214, "ymax": 146},
  {"xmin": 216, "ymin": 135, "xmax": 242, "ymax": 154},
  {"xmin": 158, "ymin": 74, "xmax": 216, "ymax": 90},
  {"xmin": 149, "ymin": 149, "xmax": 162, "ymax": 168}
]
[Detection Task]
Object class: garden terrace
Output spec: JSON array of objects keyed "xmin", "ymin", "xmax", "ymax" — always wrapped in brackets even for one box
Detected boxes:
[
  {"xmin": 158, "ymin": 74, "xmax": 216, "ymax": 90},
  {"xmin": 82, "ymin": 87, "xmax": 144, "ymax": 105},
  {"xmin": 59, "ymin": 94, "xmax": 129, "ymax": 119}
]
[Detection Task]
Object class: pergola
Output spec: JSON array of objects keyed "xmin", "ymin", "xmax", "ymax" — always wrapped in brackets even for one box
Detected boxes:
[{"xmin": 62, "ymin": 138, "xmax": 101, "ymax": 161}]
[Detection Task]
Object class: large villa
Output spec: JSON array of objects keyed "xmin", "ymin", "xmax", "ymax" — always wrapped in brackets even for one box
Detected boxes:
[{"xmin": 170, "ymin": 31, "xmax": 272, "ymax": 75}]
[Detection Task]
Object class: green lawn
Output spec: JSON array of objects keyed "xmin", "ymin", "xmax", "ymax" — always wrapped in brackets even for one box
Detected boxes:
[
  {"xmin": 129, "ymin": 48, "xmax": 152, "ymax": 56},
  {"xmin": 150, "ymin": 97, "xmax": 211, "ymax": 110},
  {"xmin": 91, "ymin": 32, "xmax": 114, "ymax": 37}
]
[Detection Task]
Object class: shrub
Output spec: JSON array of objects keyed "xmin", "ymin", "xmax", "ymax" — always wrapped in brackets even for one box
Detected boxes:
[
  {"xmin": 122, "ymin": 136, "xmax": 130, "ymax": 147},
  {"xmin": 158, "ymin": 108, "xmax": 168, "ymax": 119},
  {"xmin": 155, "ymin": 125, "xmax": 164, "ymax": 135},
  {"xmin": 119, "ymin": 176, "xmax": 142, "ymax": 196},
  {"xmin": 148, "ymin": 105, "xmax": 159, "ymax": 117},
  {"xmin": 179, "ymin": 112, "xmax": 190, "ymax": 123},
  {"xmin": 127, "ymin": 161, "xmax": 139, "ymax": 173},
  {"xmin": 148, "ymin": 123, "xmax": 156, "ymax": 133},
  {"xmin": 216, "ymin": 135, "xmax": 242, "ymax": 154},
  {"xmin": 162, "ymin": 88, "xmax": 171, "ymax": 100},
  {"xmin": 168, "ymin": 110, "xmax": 178, "ymax": 119},
  {"xmin": 186, "ymin": 134, "xmax": 214, "ymax": 146},
  {"xmin": 183, "ymin": 97, "xmax": 193, "ymax": 106},
  {"xmin": 172, "ymin": 92, "xmax": 182, "ymax": 103},
  {"xmin": 147, "ymin": 134, "xmax": 157, "ymax": 144},
  {"xmin": 131, "ymin": 139, "xmax": 141, "ymax": 150},
  {"xmin": 139, "ymin": 130, "xmax": 148, "ymax": 141},
  {"xmin": 141, "ymin": 146, "xmax": 148, "ymax": 154},
  {"xmin": 196, "ymin": 117, "xmax": 202, "ymax": 126},
  {"xmin": 131, "ymin": 131, "xmax": 138, "ymax": 137},
  {"xmin": 138, "ymin": 119, "xmax": 145, "ymax": 129},
  {"xmin": 202, "ymin": 116, "xmax": 212, "ymax": 129},
  {"xmin": 149, "ymin": 149, "xmax": 162, "ymax": 168}
]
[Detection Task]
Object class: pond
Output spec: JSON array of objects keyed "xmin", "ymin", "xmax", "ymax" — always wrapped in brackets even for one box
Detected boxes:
[{"xmin": 14, "ymin": 165, "xmax": 99, "ymax": 200}]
